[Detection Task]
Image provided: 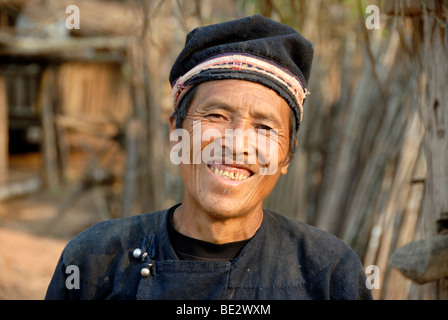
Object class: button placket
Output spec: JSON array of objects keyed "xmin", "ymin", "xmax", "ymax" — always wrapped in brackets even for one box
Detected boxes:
[{"xmin": 132, "ymin": 235, "xmax": 156, "ymax": 278}]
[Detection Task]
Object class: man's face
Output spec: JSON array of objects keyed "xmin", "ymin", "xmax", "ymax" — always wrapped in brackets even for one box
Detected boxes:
[{"xmin": 169, "ymin": 79, "xmax": 292, "ymax": 219}]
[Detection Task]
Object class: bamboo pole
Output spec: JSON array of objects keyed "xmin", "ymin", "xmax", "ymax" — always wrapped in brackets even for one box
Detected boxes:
[
  {"xmin": 377, "ymin": 109, "xmax": 424, "ymax": 299},
  {"xmin": 313, "ymin": 56, "xmax": 376, "ymax": 235},
  {"xmin": 0, "ymin": 75, "xmax": 7, "ymax": 186},
  {"xmin": 383, "ymin": 149, "xmax": 426, "ymax": 299}
]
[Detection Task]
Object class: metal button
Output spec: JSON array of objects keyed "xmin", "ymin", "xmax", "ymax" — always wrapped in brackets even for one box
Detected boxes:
[
  {"xmin": 141, "ymin": 267, "xmax": 150, "ymax": 277},
  {"xmin": 133, "ymin": 248, "xmax": 142, "ymax": 259}
]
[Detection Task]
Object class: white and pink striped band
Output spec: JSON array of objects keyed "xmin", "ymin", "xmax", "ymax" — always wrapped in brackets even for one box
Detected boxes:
[{"xmin": 171, "ymin": 53, "xmax": 310, "ymax": 123}]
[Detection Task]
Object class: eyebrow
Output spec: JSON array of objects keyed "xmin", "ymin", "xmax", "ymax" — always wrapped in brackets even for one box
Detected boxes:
[
  {"xmin": 201, "ymin": 101, "xmax": 236, "ymax": 113},
  {"xmin": 250, "ymin": 109, "xmax": 283, "ymax": 127}
]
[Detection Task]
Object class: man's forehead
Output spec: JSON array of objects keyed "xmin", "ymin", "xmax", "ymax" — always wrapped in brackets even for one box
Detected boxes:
[{"xmin": 194, "ymin": 80, "xmax": 282, "ymax": 101}]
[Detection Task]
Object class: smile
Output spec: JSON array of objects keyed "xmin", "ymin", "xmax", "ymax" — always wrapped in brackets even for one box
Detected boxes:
[{"xmin": 207, "ymin": 163, "xmax": 253, "ymax": 181}]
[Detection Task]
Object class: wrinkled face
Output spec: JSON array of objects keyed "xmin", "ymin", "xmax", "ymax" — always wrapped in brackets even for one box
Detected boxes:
[{"xmin": 169, "ymin": 79, "xmax": 292, "ymax": 219}]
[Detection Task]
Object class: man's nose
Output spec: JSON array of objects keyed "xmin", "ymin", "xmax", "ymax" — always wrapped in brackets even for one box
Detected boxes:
[{"xmin": 224, "ymin": 119, "xmax": 254, "ymax": 160}]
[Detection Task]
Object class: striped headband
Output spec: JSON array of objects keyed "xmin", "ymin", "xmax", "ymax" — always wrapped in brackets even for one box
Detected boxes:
[{"xmin": 171, "ymin": 53, "xmax": 310, "ymax": 124}]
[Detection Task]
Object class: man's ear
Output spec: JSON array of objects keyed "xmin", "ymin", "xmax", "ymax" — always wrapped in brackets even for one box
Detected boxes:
[
  {"xmin": 280, "ymin": 162, "xmax": 290, "ymax": 175},
  {"xmin": 168, "ymin": 112, "xmax": 177, "ymax": 148},
  {"xmin": 169, "ymin": 111, "xmax": 176, "ymax": 132}
]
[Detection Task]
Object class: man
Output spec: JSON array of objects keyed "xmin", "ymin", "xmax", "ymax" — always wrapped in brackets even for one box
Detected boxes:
[{"xmin": 46, "ymin": 15, "xmax": 372, "ymax": 300}]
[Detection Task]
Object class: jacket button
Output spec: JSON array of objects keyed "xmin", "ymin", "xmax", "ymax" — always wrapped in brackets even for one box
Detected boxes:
[
  {"xmin": 141, "ymin": 267, "xmax": 150, "ymax": 277},
  {"xmin": 133, "ymin": 248, "xmax": 142, "ymax": 259}
]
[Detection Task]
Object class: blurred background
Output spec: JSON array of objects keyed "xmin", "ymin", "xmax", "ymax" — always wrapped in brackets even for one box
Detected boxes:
[{"xmin": 0, "ymin": 0, "xmax": 447, "ymax": 300}]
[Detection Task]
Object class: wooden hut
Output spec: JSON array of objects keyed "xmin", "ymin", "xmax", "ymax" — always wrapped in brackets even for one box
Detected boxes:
[{"xmin": 0, "ymin": 0, "xmax": 136, "ymax": 201}]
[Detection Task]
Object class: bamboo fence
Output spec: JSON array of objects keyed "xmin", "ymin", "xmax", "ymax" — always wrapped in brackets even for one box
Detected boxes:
[{"xmin": 263, "ymin": 0, "xmax": 447, "ymax": 299}]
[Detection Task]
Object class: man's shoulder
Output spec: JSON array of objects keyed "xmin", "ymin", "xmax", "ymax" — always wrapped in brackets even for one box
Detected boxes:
[
  {"xmin": 263, "ymin": 210, "xmax": 355, "ymax": 261},
  {"xmin": 61, "ymin": 209, "xmax": 168, "ymax": 266},
  {"xmin": 263, "ymin": 210, "xmax": 371, "ymax": 300}
]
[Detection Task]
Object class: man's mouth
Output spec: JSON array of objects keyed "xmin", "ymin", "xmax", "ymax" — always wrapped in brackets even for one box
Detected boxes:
[{"xmin": 207, "ymin": 162, "xmax": 254, "ymax": 181}]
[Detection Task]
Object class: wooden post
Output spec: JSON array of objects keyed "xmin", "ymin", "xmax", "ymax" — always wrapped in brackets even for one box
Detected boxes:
[
  {"xmin": 40, "ymin": 68, "xmax": 60, "ymax": 189},
  {"xmin": 420, "ymin": 0, "xmax": 448, "ymax": 239},
  {"xmin": 121, "ymin": 117, "xmax": 140, "ymax": 217},
  {"xmin": 0, "ymin": 75, "xmax": 7, "ymax": 186},
  {"xmin": 390, "ymin": 0, "xmax": 448, "ymax": 299},
  {"xmin": 420, "ymin": 0, "xmax": 448, "ymax": 299}
]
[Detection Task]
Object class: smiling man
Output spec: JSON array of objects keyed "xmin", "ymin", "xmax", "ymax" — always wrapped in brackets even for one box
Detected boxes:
[
  {"xmin": 169, "ymin": 80, "xmax": 291, "ymax": 244},
  {"xmin": 46, "ymin": 15, "xmax": 372, "ymax": 300}
]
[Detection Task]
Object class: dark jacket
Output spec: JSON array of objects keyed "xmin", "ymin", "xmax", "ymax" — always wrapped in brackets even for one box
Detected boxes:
[{"xmin": 45, "ymin": 207, "xmax": 372, "ymax": 300}]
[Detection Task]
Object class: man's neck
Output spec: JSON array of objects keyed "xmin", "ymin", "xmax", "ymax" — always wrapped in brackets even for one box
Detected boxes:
[{"xmin": 172, "ymin": 200, "xmax": 263, "ymax": 244}]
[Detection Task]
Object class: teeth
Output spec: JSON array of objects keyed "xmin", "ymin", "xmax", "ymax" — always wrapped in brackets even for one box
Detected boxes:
[{"xmin": 208, "ymin": 165, "xmax": 249, "ymax": 181}]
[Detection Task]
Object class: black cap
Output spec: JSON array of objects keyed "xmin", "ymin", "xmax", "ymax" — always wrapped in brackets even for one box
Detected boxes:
[{"xmin": 170, "ymin": 15, "xmax": 314, "ymax": 129}]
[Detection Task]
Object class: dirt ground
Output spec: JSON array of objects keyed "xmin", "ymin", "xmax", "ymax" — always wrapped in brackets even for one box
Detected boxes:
[
  {"xmin": 0, "ymin": 187, "xmax": 106, "ymax": 300},
  {"xmin": 0, "ymin": 226, "xmax": 67, "ymax": 299},
  {"xmin": 0, "ymin": 152, "xmax": 111, "ymax": 300}
]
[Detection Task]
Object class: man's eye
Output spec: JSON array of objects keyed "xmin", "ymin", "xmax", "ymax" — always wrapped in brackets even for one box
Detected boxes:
[
  {"xmin": 258, "ymin": 125, "xmax": 273, "ymax": 131},
  {"xmin": 207, "ymin": 114, "xmax": 225, "ymax": 119},
  {"xmin": 257, "ymin": 125, "xmax": 279, "ymax": 136}
]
